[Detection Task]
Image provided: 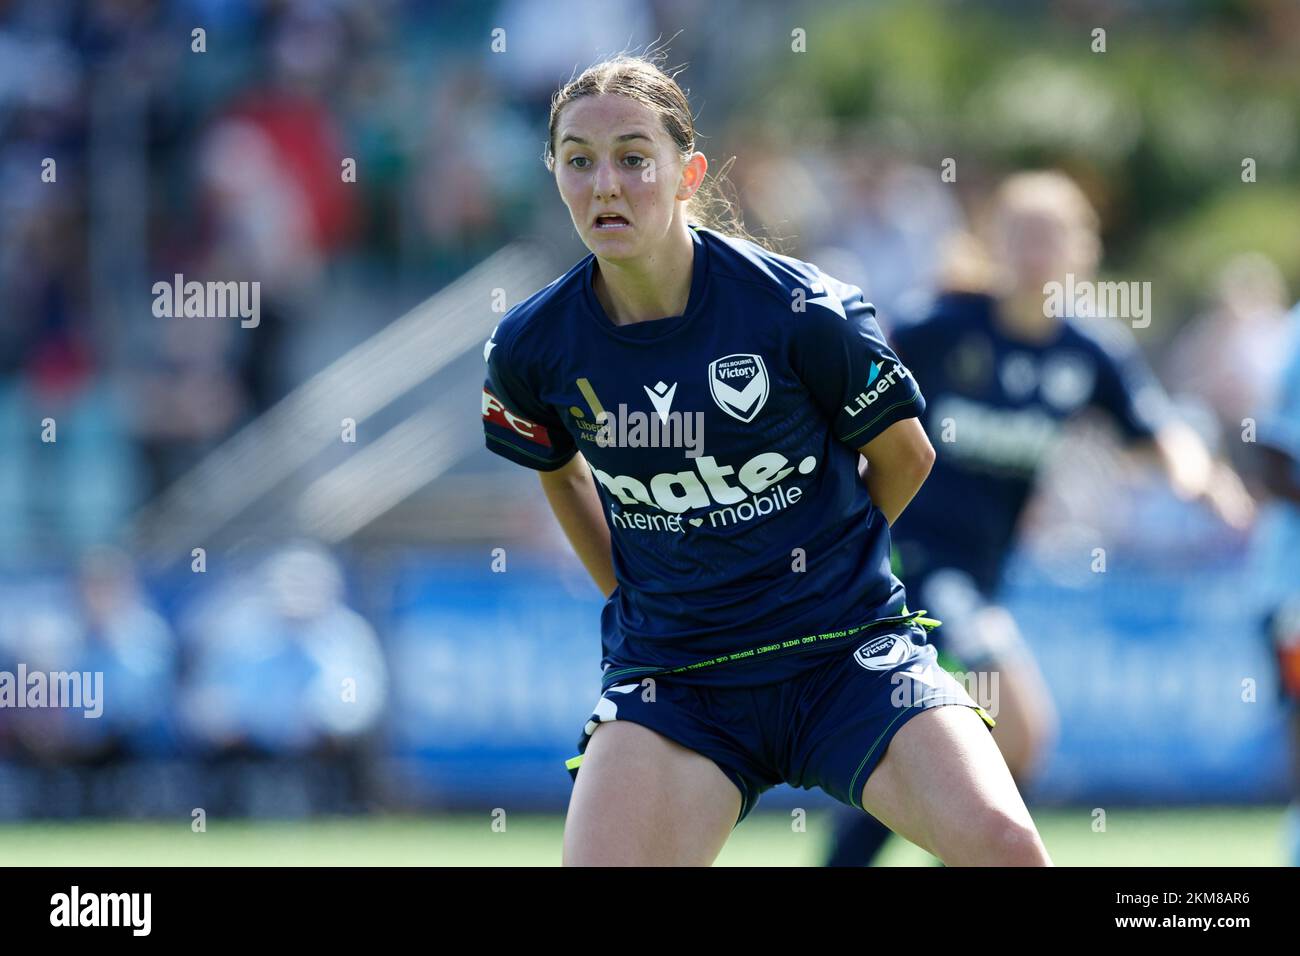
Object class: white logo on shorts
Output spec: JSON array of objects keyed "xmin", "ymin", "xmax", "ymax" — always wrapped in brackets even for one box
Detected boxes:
[
  {"xmin": 853, "ymin": 632, "xmax": 913, "ymax": 671},
  {"xmin": 584, "ymin": 683, "xmax": 638, "ymax": 736}
]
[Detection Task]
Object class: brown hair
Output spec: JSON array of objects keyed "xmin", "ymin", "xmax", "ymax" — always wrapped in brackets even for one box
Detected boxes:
[{"xmin": 543, "ymin": 53, "xmax": 768, "ymax": 249}]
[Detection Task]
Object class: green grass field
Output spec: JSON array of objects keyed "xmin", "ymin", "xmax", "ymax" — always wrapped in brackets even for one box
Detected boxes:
[{"xmin": 0, "ymin": 806, "xmax": 1288, "ymax": 865}]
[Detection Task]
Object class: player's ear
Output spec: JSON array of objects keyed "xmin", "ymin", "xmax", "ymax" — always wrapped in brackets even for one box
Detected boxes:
[{"xmin": 676, "ymin": 152, "xmax": 708, "ymax": 202}]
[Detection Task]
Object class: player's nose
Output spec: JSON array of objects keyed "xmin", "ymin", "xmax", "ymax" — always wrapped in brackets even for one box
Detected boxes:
[{"xmin": 593, "ymin": 161, "xmax": 620, "ymax": 200}]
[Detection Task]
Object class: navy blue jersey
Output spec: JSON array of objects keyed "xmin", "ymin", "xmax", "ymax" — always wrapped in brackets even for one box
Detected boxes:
[
  {"xmin": 888, "ymin": 290, "xmax": 1172, "ymax": 592},
  {"xmin": 482, "ymin": 226, "xmax": 926, "ymax": 690}
]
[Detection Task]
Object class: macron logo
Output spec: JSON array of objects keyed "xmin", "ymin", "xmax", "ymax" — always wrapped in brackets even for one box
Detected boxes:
[
  {"xmin": 806, "ymin": 281, "xmax": 846, "ymax": 319},
  {"xmin": 643, "ymin": 380, "xmax": 677, "ymax": 423}
]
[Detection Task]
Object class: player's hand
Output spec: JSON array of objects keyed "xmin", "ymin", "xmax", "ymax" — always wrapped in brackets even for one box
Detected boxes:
[{"xmin": 1199, "ymin": 459, "xmax": 1255, "ymax": 530}]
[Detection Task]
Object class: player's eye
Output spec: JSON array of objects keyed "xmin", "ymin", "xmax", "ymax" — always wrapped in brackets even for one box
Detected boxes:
[
  {"xmin": 622, "ymin": 154, "xmax": 646, "ymax": 168},
  {"xmin": 567, "ymin": 155, "xmax": 591, "ymax": 169}
]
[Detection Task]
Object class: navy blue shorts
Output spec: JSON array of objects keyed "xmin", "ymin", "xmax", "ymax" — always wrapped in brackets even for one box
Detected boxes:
[{"xmin": 565, "ymin": 622, "xmax": 996, "ymax": 825}]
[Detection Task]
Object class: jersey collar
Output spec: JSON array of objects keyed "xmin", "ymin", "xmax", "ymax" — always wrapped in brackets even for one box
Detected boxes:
[{"xmin": 581, "ymin": 225, "xmax": 709, "ymax": 343}]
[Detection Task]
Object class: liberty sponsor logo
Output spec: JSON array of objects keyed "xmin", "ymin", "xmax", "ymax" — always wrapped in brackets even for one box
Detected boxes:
[
  {"xmin": 50, "ymin": 886, "xmax": 151, "ymax": 936},
  {"xmin": 0, "ymin": 664, "xmax": 103, "ymax": 718},
  {"xmin": 591, "ymin": 450, "xmax": 818, "ymax": 532},
  {"xmin": 843, "ymin": 360, "xmax": 912, "ymax": 417},
  {"xmin": 708, "ymin": 354, "xmax": 770, "ymax": 423},
  {"xmin": 482, "ymin": 388, "xmax": 552, "ymax": 447},
  {"xmin": 853, "ymin": 632, "xmax": 914, "ymax": 670}
]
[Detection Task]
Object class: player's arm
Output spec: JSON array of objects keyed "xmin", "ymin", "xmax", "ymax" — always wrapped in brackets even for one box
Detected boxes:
[
  {"xmin": 1086, "ymin": 318, "xmax": 1254, "ymax": 529},
  {"xmin": 1147, "ymin": 421, "xmax": 1254, "ymax": 528},
  {"xmin": 537, "ymin": 452, "xmax": 618, "ymax": 599},
  {"xmin": 482, "ymin": 324, "xmax": 615, "ymax": 596},
  {"xmin": 856, "ymin": 418, "xmax": 935, "ymax": 526},
  {"xmin": 789, "ymin": 272, "xmax": 930, "ymax": 527}
]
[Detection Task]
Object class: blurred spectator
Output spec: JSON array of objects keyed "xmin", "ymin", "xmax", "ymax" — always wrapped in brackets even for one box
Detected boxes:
[
  {"xmin": 181, "ymin": 542, "xmax": 387, "ymax": 754},
  {"xmin": 1164, "ymin": 252, "xmax": 1293, "ymax": 466},
  {"xmin": 0, "ymin": 547, "xmax": 176, "ymax": 764},
  {"xmin": 833, "ymin": 154, "xmax": 967, "ymax": 324},
  {"xmin": 191, "ymin": 4, "xmax": 361, "ymax": 412},
  {"xmin": 125, "ymin": 282, "xmax": 251, "ymax": 496}
]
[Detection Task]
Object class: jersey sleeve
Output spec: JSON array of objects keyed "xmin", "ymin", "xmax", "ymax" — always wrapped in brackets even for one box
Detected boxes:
[
  {"xmin": 481, "ymin": 326, "xmax": 578, "ymax": 471},
  {"xmin": 1085, "ymin": 319, "xmax": 1172, "ymax": 443},
  {"xmin": 790, "ymin": 274, "xmax": 926, "ymax": 448}
]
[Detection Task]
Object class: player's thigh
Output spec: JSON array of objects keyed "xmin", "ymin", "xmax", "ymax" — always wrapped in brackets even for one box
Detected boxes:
[
  {"xmin": 563, "ymin": 719, "xmax": 742, "ymax": 866},
  {"xmin": 861, "ymin": 704, "xmax": 1051, "ymax": 866}
]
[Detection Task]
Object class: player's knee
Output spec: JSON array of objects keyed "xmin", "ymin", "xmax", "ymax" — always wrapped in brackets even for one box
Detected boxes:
[{"xmin": 998, "ymin": 816, "xmax": 1050, "ymax": 865}]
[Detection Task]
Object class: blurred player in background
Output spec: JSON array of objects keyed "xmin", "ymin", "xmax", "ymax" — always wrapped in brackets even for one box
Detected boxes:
[
  {"xmin": 482, "ymin": 54, "xmax": 1051, "ymax": 866},
  {"xmin": 825, "ymin": 170, "xmax": 1254, "ymax": 866},
  {"xmin": 1251, "ymin": 302, "xmax": 1300, "ymax": 867}
]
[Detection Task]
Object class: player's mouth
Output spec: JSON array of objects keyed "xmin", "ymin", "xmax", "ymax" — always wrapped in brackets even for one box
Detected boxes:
[{"xmin": 592, "ymin": 213, "xmax": 631, "ymax": 231}]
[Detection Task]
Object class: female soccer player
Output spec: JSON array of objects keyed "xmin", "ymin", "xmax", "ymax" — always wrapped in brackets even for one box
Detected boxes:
[
  {"xmin": 824, "ymin": 170, "xmax": 1255, "ymax": 866},
  {"xmin": 480, "ymin": 54, "xmax": 1052, "ymax": 866}
]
